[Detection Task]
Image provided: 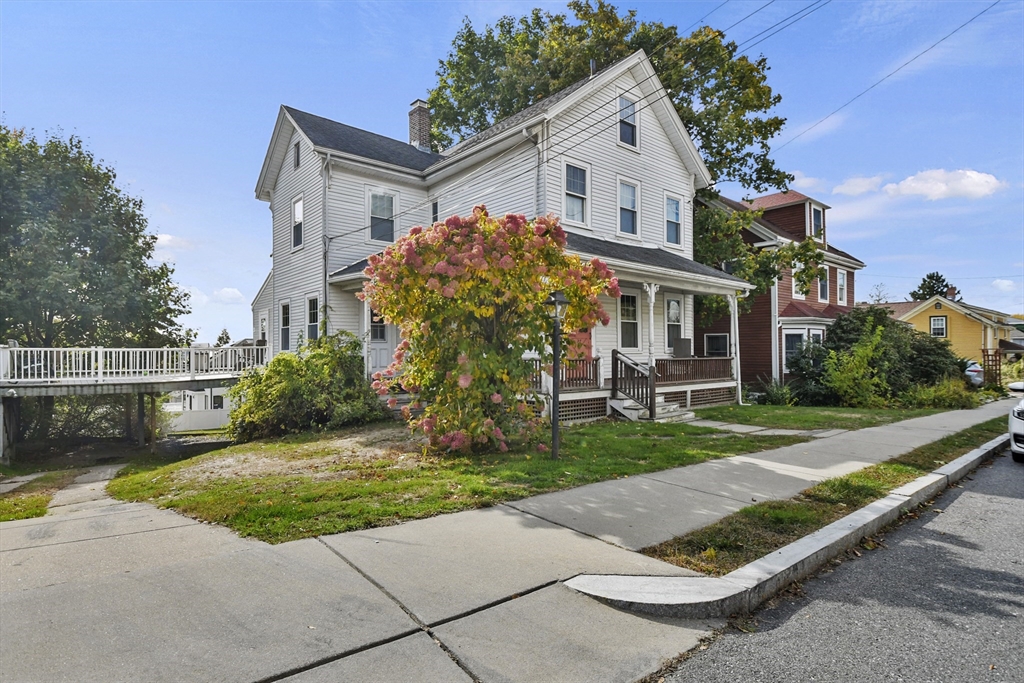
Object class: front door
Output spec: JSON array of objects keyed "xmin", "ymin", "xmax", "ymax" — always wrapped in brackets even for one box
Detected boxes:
[{"xmin": 368, "ymin": 310, "xmax": 397, "ymax": 376}]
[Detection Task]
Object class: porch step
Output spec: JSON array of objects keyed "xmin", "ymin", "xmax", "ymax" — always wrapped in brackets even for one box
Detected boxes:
[
  {"xmin": 643, "ymin": 408, "xmax": 696, "ymax": 424},
  {"xmin": 608, "ymin": 398, "xmax": 696, "ymax": 424}
]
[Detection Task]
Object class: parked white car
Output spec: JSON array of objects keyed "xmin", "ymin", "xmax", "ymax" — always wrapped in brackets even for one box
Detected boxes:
[
  {"xmin": 1010, "ymin": 397, "xmax": 1024, "ymax": 464},
  {"xmin": 964, "ymin": 361, "xmax": 985, "ymax": 387}
]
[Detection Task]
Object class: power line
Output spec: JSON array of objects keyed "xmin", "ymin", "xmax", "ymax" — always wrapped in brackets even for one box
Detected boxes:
[
  {"xmin": 739, "ymin": 0, "xmax": 832, "ymax": 52},
  {"xmin": 733, "ymin": 0, "xmax": 826, "ymax": 51},
  {"xmin": 776, "ymin": 0, "xmax": 1002, "ymax": 150},
  {"xmin": 681, "ymin": 0, "xmax": 732, "ymax": 34},
  {"xmin": 868, "ymin": 273, "xmax": 1023, "ymax": 280}
]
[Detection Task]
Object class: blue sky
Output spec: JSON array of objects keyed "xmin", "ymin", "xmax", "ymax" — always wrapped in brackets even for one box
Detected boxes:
[{"xmin": 3, "ymin": 0, "xmax": 1022, "ymax": 342}]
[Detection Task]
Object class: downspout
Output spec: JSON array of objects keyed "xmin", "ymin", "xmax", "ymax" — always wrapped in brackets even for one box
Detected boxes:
[
  {"xmin": 321, "ymin": 152, "xmax": 331, "ymax": 336},
  {"xmin": 771, "ymin": 281, "xmax": 779, "ymax": 381}
]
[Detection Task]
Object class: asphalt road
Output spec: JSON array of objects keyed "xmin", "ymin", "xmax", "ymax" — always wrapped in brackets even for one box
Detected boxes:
[{"xmin": 665, "ymin": 449, "xmax": 1024, "ymax": 683}]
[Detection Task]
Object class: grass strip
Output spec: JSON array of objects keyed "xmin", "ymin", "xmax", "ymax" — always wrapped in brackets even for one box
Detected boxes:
[
  {"xmin": 643, "ymin": 416, "xmax": 1007, "ymax": 575},
  {"xmin": 0, "ymin": 469, "xmax": 86, "ymax": 522},
  {"xmin": 692, "ymin": 405, "xmax": 944, "ymax": 431},
  {"xmin": 107, "ymin": 420, "xmax": 807, "ymax": 544}
]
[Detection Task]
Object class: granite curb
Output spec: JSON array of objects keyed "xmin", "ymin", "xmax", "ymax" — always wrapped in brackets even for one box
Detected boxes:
[{"xmin": 564, "ymin": 433, "xmax": 1010, "ymax": 619}]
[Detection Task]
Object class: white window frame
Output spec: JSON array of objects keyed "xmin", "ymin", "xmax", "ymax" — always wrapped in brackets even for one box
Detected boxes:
[
  {"xmin": 837, "ymin": 269, "xmax": 847, "ymax": 306},
  {"xmin": 782, "ymin": 326, "xmax": 826, "ymax": 371},
  {"xmin": 792, "ymin": 267, "xmax": 806, "ymax": 300},
  {"xmin": 618, "ymin": 289, "xmax": 641, "ymax": 351},
  {"xmin": 665, "ymin": 296, "xmax": 683, "ymax": 353},
  {"xmin": 279, "ymin": 300, "xmax": 291, "ymax": 352},
  {"xmin": 291, "ymin": 194, "xmax": 304, "ymax": 251},
  {"xmin": 369, "ymin": 308, "xmax": 388, "ymax": 342},
  {"xmin": 930, "ymin": 316, "xmax": 947, "ymax": 338},
  {"xmin": 617, "ymin": 176, "xmax": 640, "ymax": 238},
  {"xmin": 293, "ymin": 142, "xmax": 300, "ymax": 169},
  {"xmin": 306, "ymin": 295, "xmax": 320, "ymax": 341},
  {"xmin": 704, "ymin": 333, "xmax": 729, "ymax": 358},
  {"xmin": 616, "ymin": 92, "xmax": 639, "ymax": 151},
  {"xmin": 664, "ymin": 192, "xmax": 683, "ymax": 247},
  {"xmin": 809, "ymin": 203, "xmax": 825, "ymax": 242},
  {"xmin": 562, "ymin": 159, "xmax": 590, "ymax": 228},
  {"xmin": 366, "ymin": 187, "xmax": 400, "ymax": 244},
  {"xmin": 818, "ymin": 265, "xmax": 829, "ymax": 303}
]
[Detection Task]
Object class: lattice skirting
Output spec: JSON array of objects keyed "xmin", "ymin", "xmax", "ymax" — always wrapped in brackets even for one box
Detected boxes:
[
  {"xmin": 663, "ymin": 386, "xmax": 736, "ymax": 408},
  {"xmin": 560, "ymin": 397, "xmax": 608, "ymax": 423}
]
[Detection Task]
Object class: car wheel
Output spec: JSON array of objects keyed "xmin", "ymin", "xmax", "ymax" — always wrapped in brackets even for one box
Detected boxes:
[{"xmin": 1013, "ymin": 450, "xmax": 1024, "ymax": 464}]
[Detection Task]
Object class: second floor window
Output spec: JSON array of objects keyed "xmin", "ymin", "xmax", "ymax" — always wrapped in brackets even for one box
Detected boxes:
[
  {"xmin": 665, "ymin": 196, "xmax": 681, "ymax": 244},
  {"xmin": 618, "ymin": 97, "xmax": 636, "ymax": 147},
  {"xmin": 307, "ymin": 297, "xmax": 319, "ymax": 340},
  {"xmin": 837, "ymin": 270, "xmax": 847, "ymax": 304},
  {"xmin": 565, "ymin": 164, "xmax": 587, "ymax": 223},
  {"xmin": 370, "ymin": 193, "xmax": 395, "ymax": 242},
  {"xmin": 280, "ymin": 303, "xmax": 290, "ymax": 351},
  {"xmin": 812, "ymin": 206, "xmax": 823, "ymax": 240},
  {"xmin": 619, "ymin": 182, "xmax": 637, "ymax": 235},
  {"xmin": 930, "ymin": 316, "xmax": 947, "ymax": 337},
  {"xmin": 292, "ymin": 197, "xmax": 303, "ymax": 249},
  {"xmin": 431, "ymin": 200, "xmax": 439, "ymax": 224},
  {"xmin": 818, "ymin": 266, "xmax": 829, "ymax": 302}
]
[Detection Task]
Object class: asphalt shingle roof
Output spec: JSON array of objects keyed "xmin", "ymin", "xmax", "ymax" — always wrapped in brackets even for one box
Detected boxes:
[{"xmin": 285, "ymin": 106, "xmax": 443, "ymax": 172}]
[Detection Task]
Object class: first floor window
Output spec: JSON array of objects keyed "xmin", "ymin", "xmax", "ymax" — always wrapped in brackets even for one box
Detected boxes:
[
  {"xmin": 292, "ymin": 197, "xmax": 303, "ymax": 248},
  {"xmin": 666, "ymin": 298, "xmax": 682, "ymax": 349},
  {"xmin": 706, "ymin": 333, "xmax": 729, "ymax": 357},
  {"xmin": 784, "ymin": 332, "xmax": 803, "ymax": 370},
  {"xmin": 307, "ymin": 298, "xmax": 319, "ymax": 340},
  {"xmin": 665, "ymin": 196, "xmax": 681, "ymax": 245},
  {"xmin": 565, "ymin": 164, "xmax": 587, "ymax": 223},
  {"xmin": 619, "ymin": 181, "xmax": 637, "ymax": 235},
  {"xmin": 620, "ymin": 294, "xmax": 639, "ymax": 349},
  {"xmin": 370, "ymin": 193, "xmax": 395, "ymax": 242},
  {"xmin": 370, "ymin": 309, "xmax": 387, "ymax": 341},
  {"xmin": 213, "ymin": 395, "xmax": 224, "ymax": 410},
  {"xmin": 930, "ymin": 316, "xmax": 947, "ymax": 337},
  {"xmin": 810, "ymin": 330, "xmax": 824, "ymax": 345},
  {"xmin": 280, "ymin": 303, "xmax": 291, "ymax": 351}
]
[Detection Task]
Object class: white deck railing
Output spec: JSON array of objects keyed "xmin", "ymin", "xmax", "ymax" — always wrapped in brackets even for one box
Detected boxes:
[{"xmin": 0, "ymin": 346, "xmax": 267, "ymax": 384}]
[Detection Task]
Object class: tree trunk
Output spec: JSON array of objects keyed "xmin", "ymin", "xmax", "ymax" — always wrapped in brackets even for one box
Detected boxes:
[{"xmin": 35, "ymin": 395, "xmax": 55, "ymax": 440}]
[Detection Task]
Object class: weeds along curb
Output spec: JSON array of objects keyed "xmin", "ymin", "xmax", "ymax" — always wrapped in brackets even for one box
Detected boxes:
[{"xmin": 565, "ymin": 433, "xmax": 1010, "ymax": 619}]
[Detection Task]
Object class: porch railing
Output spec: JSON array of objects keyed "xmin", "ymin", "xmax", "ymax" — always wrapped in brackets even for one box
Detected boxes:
[
  {"xmin": 528, "ymin": 357, "xmax": 601, "ymax": 393},
  {"xmin": 610, "ymin": 349, "xmax": 656, "ymax": 419},
  {"xmin": 655, "ymin": 357, "xmax": 733, "ymax": 385},
  {"xmin": 1, "ymin": 346, "xmax": 267, "ymax": 384}
]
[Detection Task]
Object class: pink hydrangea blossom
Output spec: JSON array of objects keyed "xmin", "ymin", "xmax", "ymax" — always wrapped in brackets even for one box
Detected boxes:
[
  {"xmin": 490, "ymin": 393, "xmax": 503, "ymax": 404},
  {"xmin": 458, "ymin": 373, "xmax": 473, "ymax": 388}
]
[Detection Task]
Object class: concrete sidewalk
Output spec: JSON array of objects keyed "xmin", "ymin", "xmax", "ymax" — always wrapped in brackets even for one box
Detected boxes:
[{"xmin": 0, "ymin": 400, "xmax": 1012, "ymax": 682}]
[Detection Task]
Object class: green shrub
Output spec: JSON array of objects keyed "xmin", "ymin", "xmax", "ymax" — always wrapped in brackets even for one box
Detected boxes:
[
  {"xmin": 896, "ymin": 378, "xmax": 980, "ymax": 410},
  {"xmin": 1003, "ymin": 357, "xmax": 1023, "ymax": 382},
  {"xmin": 755, "ymin": 378, "xmax": 796, "ymax": 406},
  {"xmin": 822, "ymin": 327, "xmax": 886, "ymax": 408},
  {"xmin": 228, "ymin": 331, "xmax": 386, "ymax": 442}
]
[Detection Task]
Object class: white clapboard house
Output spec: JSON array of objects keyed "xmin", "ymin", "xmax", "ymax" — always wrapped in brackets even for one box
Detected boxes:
[{"xmin": 252, "ymin": 50, "xmax": 752, "ymax": 421}]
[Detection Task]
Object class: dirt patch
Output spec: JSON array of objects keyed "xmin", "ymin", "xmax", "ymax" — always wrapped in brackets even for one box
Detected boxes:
[{"xmin": 174, "ymin": 423, "xmax": 428, "ymax": 484}]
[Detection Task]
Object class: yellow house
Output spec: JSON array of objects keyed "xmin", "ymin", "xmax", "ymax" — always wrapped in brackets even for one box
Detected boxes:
[{"xmin": 878, "ymin": 296, "xmax": 1022, "ymax": 360}]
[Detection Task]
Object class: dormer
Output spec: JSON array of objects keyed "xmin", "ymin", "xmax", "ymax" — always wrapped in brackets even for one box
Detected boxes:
[{"xmin": 747, "ymin": 190, "xmax": 830, "ymax": 248}]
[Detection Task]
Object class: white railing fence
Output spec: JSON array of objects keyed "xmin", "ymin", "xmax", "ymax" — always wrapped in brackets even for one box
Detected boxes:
[{"xmin": 0, "ymin": 347, "xmax": 267, "ymax": 383}]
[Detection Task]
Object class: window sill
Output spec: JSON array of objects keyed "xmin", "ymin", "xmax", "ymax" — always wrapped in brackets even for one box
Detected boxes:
[{"xmin": 616, "ymin": 140, "xmax": 641, "ymax": 154}]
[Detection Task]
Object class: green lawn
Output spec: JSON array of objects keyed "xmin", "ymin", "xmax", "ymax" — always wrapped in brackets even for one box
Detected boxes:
[
  {"xmin": 107, "ymin": 420, "xmax": 808, "ymax": 543},
  {"xmin": 692, "ymin": 405, "xmax": 944, "ymax": 431},
  {"xmin": 0, "ymin": 469, "xmax": 86, "ymax": 522},
  {"xmin": 644, "ymin": 416, "xmax": 1007, "ymax": 575}
]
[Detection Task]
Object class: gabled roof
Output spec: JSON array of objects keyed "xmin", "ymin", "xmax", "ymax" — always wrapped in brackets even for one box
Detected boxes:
[
  {"xmin": 285, "ymin": 106, "xmax": 442, "ymax": 171},
  {"xmin": 780, "ymin": 301, "xmax": 847, "ymax": 320},
  {"xmin": 870, "ymin": 295, "xmax": 1019, "ymax": 330},
  {"xmin": 747, "ymin": 190, "xmax": 831, "ymax": 211}
]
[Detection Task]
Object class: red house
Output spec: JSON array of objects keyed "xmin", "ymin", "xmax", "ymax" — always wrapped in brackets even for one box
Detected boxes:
[{"xmin": 694, "ymin": 190, "xmax": 865, "ymax": 385}]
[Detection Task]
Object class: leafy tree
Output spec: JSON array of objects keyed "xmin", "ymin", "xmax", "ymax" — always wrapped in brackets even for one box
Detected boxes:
[
  {"xmin": 215, "ymin": 329, "xmax": 231, "ymax": 347},
  {"xmin": 428, "ymin": 0, "xmax": 790, "ymax": 192},
  {"xmin": 910, "ymin": 272, "xmax": 960, "ymax": 301},
  {"xmin": 361, "ymin": 207, "xmax": 617, "ymax": 452},
  {"xmin": 693, "ymin": 204, "xmax": 824, "ymax": 326},
  {"xmin": 228, "ymin": 331, "xmax": 385, "ymax": 442},
  {"xmin": 822, "ymin": 327, "xmax": 886, "ymax": 408},
  {"xmin": 0, "ymin": 126, "xmax": 192, "ymax": 348}
]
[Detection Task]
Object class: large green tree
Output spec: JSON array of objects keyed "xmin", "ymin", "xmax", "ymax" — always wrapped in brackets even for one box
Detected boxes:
[
  {"xmin": 0, "ymin": 126, "xmax": 192, "ymax": 348},
  {"xmin": 910, "ymin": 272, "xmax": 960, "ymax": 302},
  {"xmin": 428, "ymin": 0, "xmax": 790, "ymax": 192}
]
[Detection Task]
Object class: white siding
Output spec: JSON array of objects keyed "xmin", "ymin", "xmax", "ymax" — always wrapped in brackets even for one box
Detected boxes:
[
  {"xmin": 251, "ymin": 270, "xmax": 273, "ymax": 346},
  {"xmin": 430, "ymin": 143, "xmax": 539, "ymax": 221}
]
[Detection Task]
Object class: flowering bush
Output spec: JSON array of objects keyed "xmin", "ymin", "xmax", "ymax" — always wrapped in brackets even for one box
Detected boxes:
[{"xmin": 360, "ymin": 206, "xmax": 618, "ymax": 452}]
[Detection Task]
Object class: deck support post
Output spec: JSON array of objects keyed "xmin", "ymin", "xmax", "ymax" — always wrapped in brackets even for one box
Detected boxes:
[
  {"xmin": 137, "ymin": 393, "xmax": 145, "ymax": 447},
  {"xmin": 149, "ymin": 393, "xmax": 157, "ymax": 453}
]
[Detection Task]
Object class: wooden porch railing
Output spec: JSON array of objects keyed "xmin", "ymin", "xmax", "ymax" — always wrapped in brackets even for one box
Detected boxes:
[
  {"xmin": 654, "ymin": 357, "xmax": 733, "ymax": 385},
  {"xmin": 528, "ymin": 357, "xmax": 601, "ymax": 392},
  {"xmin": 610, "ymin": 349, "xmax": 655, "ymax": 419}
]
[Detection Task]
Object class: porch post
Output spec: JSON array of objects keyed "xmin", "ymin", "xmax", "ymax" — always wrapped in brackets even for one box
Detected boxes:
[
  {"xmin": 728, "ymin": 293, "xmax": 742, "ymax": 404},
  {"xmin": 362, "ymin": 300, "xmax": 371, "ymax": 377},
  {"xmin": 643, "ymin": 283, "xmax": 660, "ymax": 367}
]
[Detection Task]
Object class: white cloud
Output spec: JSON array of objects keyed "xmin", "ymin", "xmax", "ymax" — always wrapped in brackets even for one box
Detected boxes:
[
  {"xmin": 883, "ymin": 169, "xmax": 1004, "ymax": 201},
  {"xmin": 782, "ymin": 112, "xmax": 848, "ymax": 146},
  {"xmin": 185, "ymin": 286, "xmax": 209, "ymax": 307},
  {"xmin": 790, "ymin": 170, "xmax": 823, "ymax": 192},
  {"xmin": 156, "ymin": 233, "xmax": 193, "ymax": 249},
  {"xmin": 832, "ymin": 175, "xmax": 885, "ymax": 197},
  {"xmin": 993, "ymin": 279, "xmax": 1017, "ymax": 293},
  {"xmin": 211, "ymin": 287, "xmax": 246, "ymax": 305}
]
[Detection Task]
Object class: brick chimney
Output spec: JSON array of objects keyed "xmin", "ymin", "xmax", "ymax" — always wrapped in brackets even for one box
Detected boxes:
[
  {"xmin": 946, "ymin": 285, "xmax": 957, "ymax": 300},
  {"xmin": 409, "ymin": 100, "xmax": 431, "ymax": 153}
]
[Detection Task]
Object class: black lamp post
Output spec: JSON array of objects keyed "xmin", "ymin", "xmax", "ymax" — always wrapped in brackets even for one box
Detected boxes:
[{"xmin": 544, "ymin": 290, "xmax": 569, "ymax": 459}]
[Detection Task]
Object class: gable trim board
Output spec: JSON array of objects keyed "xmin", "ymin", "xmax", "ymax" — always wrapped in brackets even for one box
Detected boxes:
[{"xmin": 888, "ymin": 296, "xmax": 1018, "ymax": 331}]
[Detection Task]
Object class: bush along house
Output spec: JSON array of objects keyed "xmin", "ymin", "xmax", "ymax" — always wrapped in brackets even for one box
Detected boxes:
[
  {"xmin": 694, "ymin": 190, "xmax": 865, "ymax": 385},
  {"xmin": 251, "ymin": 50, "xmax": 754, "ymax": 422}
]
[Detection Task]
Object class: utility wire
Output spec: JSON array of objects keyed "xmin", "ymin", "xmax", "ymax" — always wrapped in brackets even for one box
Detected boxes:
[
  {"xmin": 777, "ymin": 0, "xmax": 1002, "ymax": 150},
  {"xmin": 738, "ymin": 0, "xmax": 832, "ymax": 53},
  {"xmin": 733, "ymin": 0, "xmax": 824, "ymax": 51}
]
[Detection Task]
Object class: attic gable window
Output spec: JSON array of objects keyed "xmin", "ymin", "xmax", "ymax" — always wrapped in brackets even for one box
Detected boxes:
[
  {"xmin": 370, "ymin": 192, "xmax": 395, "ymax": 242},
  {"xmin": 293, "ymin": 142, "xmax": 300, "ymax": 168},
  {"xmin": 618, "ymin": 97, "xmax": 637, "ymax": 147},
  {"xmin": 811, "ymin": 206, "xmax": 824, "ymax": 240},
  {"xmin": 292, "ymin": 196, "xmax": 303, "ymax": 249}
]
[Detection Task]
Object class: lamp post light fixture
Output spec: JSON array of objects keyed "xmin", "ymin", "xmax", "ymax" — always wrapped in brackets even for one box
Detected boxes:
[{"xmin": 544, "ymin": 290, "xmax": 569, "ymax": 459}]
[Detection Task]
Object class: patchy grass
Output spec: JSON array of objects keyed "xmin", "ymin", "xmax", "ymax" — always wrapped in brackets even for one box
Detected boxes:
[
  {"xmin": 693, "ymin": 405, "xmax": 944, "ymax": 431},
  {"xmin": 0, "ymin": 469, "xmax": 86, "ymax": 522},
  {"xmin": 107, "ymin": 420, "xmax": 807, "ymax": 543},
  {"xmin": 643, "ymin": 416, "xmax": 1006, "ymax": 575}
]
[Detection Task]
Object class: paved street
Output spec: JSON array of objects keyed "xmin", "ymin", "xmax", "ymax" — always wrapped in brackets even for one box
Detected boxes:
[{"xmin": 665, "ymin": 450, "xmax": 1024, "ymax": 683}]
